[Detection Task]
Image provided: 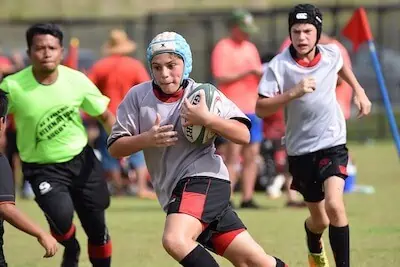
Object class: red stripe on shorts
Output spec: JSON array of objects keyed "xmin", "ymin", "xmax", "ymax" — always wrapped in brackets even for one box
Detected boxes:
[
  {"xmin": 179, "ymin": 191, "xmax": 206, "ymax": 219},
  {"xmin": 211, "ymin": 228, "xmax": 246, "ymax": 255},
  {"xmin": 178, "ymin": 179, "xmax": 210, "ymax": 220}
]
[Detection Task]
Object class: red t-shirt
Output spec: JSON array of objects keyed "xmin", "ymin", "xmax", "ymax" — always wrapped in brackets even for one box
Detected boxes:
[
  {"xmin": 88, "ymin": 55, "xmax": 150, "ymax": 115},
  {"xmin": 263, "ymin": 109, "xmax": 285, "ymax": 140}
]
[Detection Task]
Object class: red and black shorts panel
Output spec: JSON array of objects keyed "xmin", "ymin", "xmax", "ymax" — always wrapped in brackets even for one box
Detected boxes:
[
  {"xmin": 167, "ymin": 177, "xmax": 246, "ymax": 255},
  {"xmin": 288, "ymin": 144, "xmax": 349, "ymax": 202}
]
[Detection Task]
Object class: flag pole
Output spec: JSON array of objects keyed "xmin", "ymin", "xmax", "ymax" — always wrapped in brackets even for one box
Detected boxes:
[
  {"xmin": 367, "ymin": 40, "xmax": 400, "ymax": 158},
  {"xmin": 343, "ymin": 8, "xmax": 400, "ymax": 159}
]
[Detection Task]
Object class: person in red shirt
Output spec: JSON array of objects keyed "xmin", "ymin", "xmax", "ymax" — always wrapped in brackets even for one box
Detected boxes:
[
  {"xmin": 88, "ymin": 29, "xmax": 155, "ymax": 199},
  {"xmin": 211, "ymin": 9, "xmax": 264, "ymax": 208}
]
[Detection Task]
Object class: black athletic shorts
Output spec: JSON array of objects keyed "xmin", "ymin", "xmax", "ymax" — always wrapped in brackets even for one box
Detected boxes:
[
  {"xmin": 167, "ymin": 177, "xmax": 246, "ymax": 255},
  {"xmin": 22, "ymin": 145, "xmax": 110, "ymax": 211},
  {"xmin": 288, "ymin": 144, "xmax": 349, "ymax": 202}
]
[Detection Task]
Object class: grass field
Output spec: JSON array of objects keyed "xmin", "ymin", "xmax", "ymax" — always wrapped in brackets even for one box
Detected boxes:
[{"xmin": 3, "ymin": 141, "xmax": 400, "ymax": 266}]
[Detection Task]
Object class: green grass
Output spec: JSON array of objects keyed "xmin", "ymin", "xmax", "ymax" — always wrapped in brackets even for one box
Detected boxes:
[{"xmin": 3, "ymin": 141, "xmax": 400, "ymax": 266}]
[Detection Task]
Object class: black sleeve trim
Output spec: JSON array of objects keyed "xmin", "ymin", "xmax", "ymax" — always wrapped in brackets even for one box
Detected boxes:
[
  {"xmin": 106, "ymin": 133, "xmax": 131, "ymax": 149},
  {"xmin": 258, "ymin": 94, "xmax": 270, "ymax": 98},
  {"xmin": 230, "ymin": 117, "xmax": 252, "ymax": 130}
]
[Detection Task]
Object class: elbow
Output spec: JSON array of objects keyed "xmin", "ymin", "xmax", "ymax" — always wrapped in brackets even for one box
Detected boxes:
[
  {"xmin": 108, "ymin": 145, "xmax": 123, "ymax": 159},
  {"xmin": 255, "ymin": 106, "xmax": 263, "ymax": 118},
  {"xmin": 255, "ymin": 101, "xmax": 274, "ymax": 118},
  {"xmin": 0, "ymin": 203, "xmax": 14, "ymax": 217},
  {"xmin": 236, "ymin": 130, "xmax": 250, "ymax": 145},
  {"xmin": 255, "ymin": 102, "xmax": 266, "ymax": 118},
  {"xmin": 243, "ymin": 132, "xmax": 251, "ymax": 145}
]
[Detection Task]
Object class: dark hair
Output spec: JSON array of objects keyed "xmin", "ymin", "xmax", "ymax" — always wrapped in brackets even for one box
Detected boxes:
[
  {"xmin": 26, "ymin": 23, "xmax": 63, "ymax": 50},
  {"xmin": 0, "ymin": 90, "xmax": 8, "ymax": 119}
]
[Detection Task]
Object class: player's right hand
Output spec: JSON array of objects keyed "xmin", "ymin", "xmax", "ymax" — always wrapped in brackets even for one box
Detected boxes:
[
  {"xmin": 292, "ymin": 77, "xmax": 316, "ymax": 98},
  {"xmin": 37, "ymin": 233, "xmax": 58, "ymax": 258},
  {"xmin": 146, "ymin": 113, "xmax": 178, "ymax": 147}
]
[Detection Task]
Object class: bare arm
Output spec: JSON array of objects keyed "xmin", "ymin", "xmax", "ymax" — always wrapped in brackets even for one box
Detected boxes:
[
  {"xmin": 338, "ymin": 64, "xmax": 372, "ymax": 117},
  {"xmin": 255, "ymin": 91, "xmax": 296, "ymax": 118},
  {"xmin": 96, "ymin": 109, "xmax": 116, "ymax": 135},
  {"xmin": 108, "ymin": 133, "xmax": 151, "ymax": 158},
  {"xmin": 338, "ymin": 64, "xmax": 364, "ymax": 95},
  {"xmin": 109, "ymin": 113, "xmax": 177, "ymax": 158},
  {"xmin": 0, "ymin": 203, "xmax": 45, "ymax": 238},
  {"xmin": 256, "ymin": 76, "xmax": 317, "ymax": 118},
  {"xmin": 181, "ymin": 90, "xmax": 250, "ymax": 144},
  {"xmin": 205, "ymin": 116, "xmax": 250, "ymax": 144},
  {"xmin": 0, "ymin": 203, "xmax": 59, "ymax": 257}
]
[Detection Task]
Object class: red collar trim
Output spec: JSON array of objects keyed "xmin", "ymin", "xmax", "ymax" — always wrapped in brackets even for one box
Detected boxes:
[
  {"xmin": 290, "ymin": 45, "xmax": 321, "ymax": 67},
  {"xmin": 152, "ymin": 80, "xmax": 188, "ymax": 103}
]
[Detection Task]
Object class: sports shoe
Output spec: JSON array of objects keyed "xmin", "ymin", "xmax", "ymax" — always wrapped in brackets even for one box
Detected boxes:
[
  {"xmin": 286, "ymin": 200, "xmax": 307, "ymax": 208},
  {"xmin": 308, "ymin": 242, "xmax": 330, "ymax": 267},
  {"xmin": 240, "ymin": 199, "xmax": 260, "ymax": 209}
]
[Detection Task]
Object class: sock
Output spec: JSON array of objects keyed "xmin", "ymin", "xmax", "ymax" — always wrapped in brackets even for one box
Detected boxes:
[
  {"xmin": 274, "ymin": 256, "xmax": 288, "ymax": 267},
  {"xmin": 88, "ymin": 239, "xmax": 112, "ymax": 267},
  {"xmin": 179, "ymin": 245, "xmax": 219, "ymax": 267},
  {"xmin": 60, "ymin": 236, "xmax": 80, "ymax": 253},
  {"xmin": 52, "ymin": 225, "xmax": 80, "ymax": 257},
  {"xmin": 90, "ymin": 258, "xmax": 111, "ymax": 267},
  {"xmin": 305, "ymin": 221, "xmax": 323, "ymax": 254},
  {"xmin": 329, "ymin": 224, "xmax": 350, "ymax": 267}
]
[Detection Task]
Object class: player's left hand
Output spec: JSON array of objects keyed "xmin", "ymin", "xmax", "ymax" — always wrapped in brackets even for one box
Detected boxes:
[
  {"xmin": 354, "ymin": 89, "xmax": 372, "ymax": 118},
  {"xmin": 181, "ymin": 90, "xmax": 212, "ymax": 127}
]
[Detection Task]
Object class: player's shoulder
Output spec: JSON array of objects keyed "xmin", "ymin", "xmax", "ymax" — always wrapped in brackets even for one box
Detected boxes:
[
  {"xmin": 266, "ymin": 50, "xmax": 288, "ymax": 71},
  {"xmin": 59, "ymin": 64, "xmax": 86, "ymax": 78},
  {"xmin": 318, "ymin": 43, "xmax": 341, "ymax": 57},
  {"xmin": 126, "ymin": 80, "xmax": 153, "ymax": 98},
  {"xmin": 1, "ymin": 66, "xmax": 34, "ymax": 90}
]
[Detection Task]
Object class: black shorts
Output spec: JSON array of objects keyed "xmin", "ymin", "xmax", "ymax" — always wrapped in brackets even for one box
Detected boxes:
[
  {"xmin": 22, "ymin": 146, "xmax": 110, "ymax": 211},
  {"xmin": 167, "ymin": 177, "xmax": 246, "ymax": 255},
  {"xmin": 288, "ymin": 144, "xmax": 349, "ymax": 202}
]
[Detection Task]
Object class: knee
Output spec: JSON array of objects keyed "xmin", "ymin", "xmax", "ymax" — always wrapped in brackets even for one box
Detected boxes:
[
  {"xmin": 234, "ymin": 254, "xmax": 276, "ymax": 267},
  {"xmin": 325, "ymin": 199, "xmax": 346, "ymax": 222},
  {"xmin": 243, "ymin": 146, "xmax": 259, "ymax": 161},
  {"xmin": 162, "ymin": 232, "xmax": 186, "ymax": 256},
  {"xmin": 310, "ymin": 216, "xmax": 330, "ymax": 232}
]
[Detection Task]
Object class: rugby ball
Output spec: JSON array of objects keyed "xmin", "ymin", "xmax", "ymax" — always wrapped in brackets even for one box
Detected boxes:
[{"xmin": 182, "ymin": 83, "xmax": 222, "ymax": 145}]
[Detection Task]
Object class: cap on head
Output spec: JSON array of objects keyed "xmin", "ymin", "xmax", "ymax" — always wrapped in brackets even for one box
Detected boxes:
[
  {"xmin": 229, "ymin": 9, "xmax": 258, "ymax": 35},
  {"xmin": 288, "ymin": 4, "xmax": 323, "ymax": 42},
  {"xmin": 146, "ymin": 31, "xmax": 192, "ymax": 80}
]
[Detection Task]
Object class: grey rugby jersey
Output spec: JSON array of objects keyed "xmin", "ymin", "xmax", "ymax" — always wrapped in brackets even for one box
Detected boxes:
[
  {"xmin": 258, "ymin": 44, "xmax": 346, "ymax": 156},
  {"xmin": 108, "ymin": 79, "xmax": 249, "ymax": 210}
]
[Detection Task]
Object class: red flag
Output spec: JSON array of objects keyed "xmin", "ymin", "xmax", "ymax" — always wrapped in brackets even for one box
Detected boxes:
[
  {"xmin": 341, "ymin": 8, "xmax": 373, "ymax": 52},
  {"xmin": 63, "ymin": 37, "xmax": 79, "ymax": 69}
]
